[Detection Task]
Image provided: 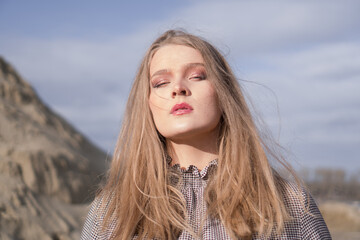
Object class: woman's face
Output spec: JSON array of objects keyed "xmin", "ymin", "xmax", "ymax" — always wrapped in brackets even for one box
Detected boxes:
[{"xmin": 148, "ymin": 44, "xmax": 222, "ymax": 141}]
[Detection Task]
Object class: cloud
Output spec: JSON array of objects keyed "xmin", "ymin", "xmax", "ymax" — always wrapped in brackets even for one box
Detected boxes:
[
  {"xmin": 242, "ymin": 41, "xmax": 360, "ymax": 152},
  {"xmin": 169, "ymin": 0, "xmax": 360, "ymax": 55},
  {"xmin": 0, "ymin": 0, "xmax": 359, "ymax": 170}
]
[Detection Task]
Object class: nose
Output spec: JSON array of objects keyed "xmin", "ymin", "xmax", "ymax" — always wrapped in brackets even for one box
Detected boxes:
[{"xmin": 172, "ymin": 81, "xmax": 190, "ymax": 98}]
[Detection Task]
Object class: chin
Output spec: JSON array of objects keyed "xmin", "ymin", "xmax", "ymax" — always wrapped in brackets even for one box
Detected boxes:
[
  {"xmin": 163, "ymin": 127, "xmax": 216, "ymax": 142},
  {"xmin": 161, "ymin": 130, "xmax": 194, "ymax": 140}
]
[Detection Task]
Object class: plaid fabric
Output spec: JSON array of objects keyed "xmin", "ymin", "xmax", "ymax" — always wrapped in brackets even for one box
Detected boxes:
[{"xmin": 80, "ymin": 160, "xmax": 331, "ymax": 239}]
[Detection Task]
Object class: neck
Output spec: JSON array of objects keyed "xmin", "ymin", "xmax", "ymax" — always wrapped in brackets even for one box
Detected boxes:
[{"xmin": 167, "ymin": 131, "xmax": 219, "ymax": 170}]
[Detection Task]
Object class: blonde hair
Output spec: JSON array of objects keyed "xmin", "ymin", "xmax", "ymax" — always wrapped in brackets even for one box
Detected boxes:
[{"xmin": 100, "ymin": 30, "xmax": 299, "ymax": 239}]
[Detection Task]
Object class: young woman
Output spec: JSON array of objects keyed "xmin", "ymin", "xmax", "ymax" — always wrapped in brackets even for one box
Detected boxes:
[{"xmin": 81, "ymin": 30, "xmax": 331, "ymax": 239}]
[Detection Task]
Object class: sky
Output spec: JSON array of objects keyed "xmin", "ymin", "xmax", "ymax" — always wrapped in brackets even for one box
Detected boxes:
[{"xmin": 0, "ymin": 0, "xmax": 359, "ymax": 172}]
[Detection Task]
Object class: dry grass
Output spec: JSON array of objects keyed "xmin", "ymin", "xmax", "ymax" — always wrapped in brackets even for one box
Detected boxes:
[{"xmin": 319, "ymin": 201, "xmax": 360, "ymax": 240}]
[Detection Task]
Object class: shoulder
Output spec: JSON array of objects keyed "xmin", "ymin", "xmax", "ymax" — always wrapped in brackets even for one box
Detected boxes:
[
  {"xmin": 80, "ymin": 193, "xmax": 116, "ymax": 240},
  {"xmin": 279, "ymin": 181, "xmax": 332, "ymax": 239}
]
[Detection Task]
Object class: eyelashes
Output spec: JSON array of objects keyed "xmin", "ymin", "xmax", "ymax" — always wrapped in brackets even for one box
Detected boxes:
[
  {"xmin": 189, "ymin": 73, "xmax": 207, "ymax": 80},
  {"xmin": 151, "ymin": 71, "xmax": 207, "ymax": 89},
  {"xmin": 153, "ymin": 81, "xmax": 168, "ymax": 88}
]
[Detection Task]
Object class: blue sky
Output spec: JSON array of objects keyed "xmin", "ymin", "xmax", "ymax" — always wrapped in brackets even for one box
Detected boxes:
[{"xmin": 1, "ymin": 0, "xmax": 359, "ymax": 172}]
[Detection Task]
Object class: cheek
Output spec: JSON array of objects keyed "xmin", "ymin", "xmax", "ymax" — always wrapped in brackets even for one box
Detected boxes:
[
  {"xmin": 149, "ymin": 98, "xmax": 159, "ymax": 120},
  {"xmin": 149, "ymin": 100, "xmax": 169, "ymax": 137},
  {"xmin": 195, "ymin": 84, "xmax": 219, "ymax": 108},
  {"xmin": 148, "ymin": 95, "xmax": 166, "ymax": 128},
  {"xmin": 149, "ymin": 90, "xmax": 167, "ymax": 107},
  {"xmin": 199, "ymin": 86, "xmax": 222, "ymax": 120}
]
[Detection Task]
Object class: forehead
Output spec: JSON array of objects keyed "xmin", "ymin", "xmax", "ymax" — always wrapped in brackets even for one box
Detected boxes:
[{"xmin": 149, "ymin": 44, "xmax": 204, "ymax": 75}]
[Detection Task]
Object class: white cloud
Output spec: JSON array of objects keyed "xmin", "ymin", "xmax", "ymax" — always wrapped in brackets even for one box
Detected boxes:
[
  {"xmin": 241, "ymin": 41, "xmax": 360, "ymax": 155},
  {"xmin": 169, "ymin": 0, "xmax": 360, "ymax": 55},
  {"xmin": 0, "ymin": 0, "xmax": 359, "ymax": 170}
]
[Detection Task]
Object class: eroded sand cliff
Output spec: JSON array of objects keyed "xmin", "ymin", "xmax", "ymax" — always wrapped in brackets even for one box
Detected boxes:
[{"xmin": 0, "ymin": 56, "xmax": 107, "ymax": 239}]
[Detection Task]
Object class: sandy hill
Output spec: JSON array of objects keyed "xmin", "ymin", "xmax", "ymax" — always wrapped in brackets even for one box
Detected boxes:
[{"xmin": 0, "ymin": 56, "xmax": 108, "ymax": 239}]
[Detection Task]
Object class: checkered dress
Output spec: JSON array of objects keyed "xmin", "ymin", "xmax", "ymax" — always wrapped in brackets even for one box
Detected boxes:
[{"xmin": 80, "ymin": 160, "xmax": 331, "ymax": 239}]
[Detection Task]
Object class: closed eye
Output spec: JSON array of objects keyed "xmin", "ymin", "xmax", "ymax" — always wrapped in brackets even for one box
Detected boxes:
[
  {"xmin": 153, "ymin": 81, "xmax": 169, "ymax": 88},
  {"xmin": 190, "ymin": 74, "xmax": 206, "ymax": 80}
]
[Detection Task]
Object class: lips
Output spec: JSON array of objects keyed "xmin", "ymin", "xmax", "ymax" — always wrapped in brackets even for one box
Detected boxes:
[{"xmin": 170, "ymin": 102, "xmax": 194, "ymax": 115}]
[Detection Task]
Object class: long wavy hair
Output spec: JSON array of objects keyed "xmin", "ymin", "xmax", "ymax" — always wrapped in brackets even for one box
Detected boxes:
[{"xmin": 100, "ymin": 29, "xmax": 299, "ymax": 239}]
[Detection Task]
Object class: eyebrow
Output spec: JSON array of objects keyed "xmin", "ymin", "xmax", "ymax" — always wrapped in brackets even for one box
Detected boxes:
[
  {"xmin": 184, "ymin": 62, "xmax": 205, "ymax": 69},
  {"xmin": 150, "ymin": 69, "xmax": 170, "ymax": 80},
  {"xmin": 150, "ymin": 62, "xmax": 205, "ymax": 80}
]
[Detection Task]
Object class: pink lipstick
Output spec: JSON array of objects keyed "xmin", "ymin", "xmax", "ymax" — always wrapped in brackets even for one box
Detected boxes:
[{"xmin": 171, "ymin": 102, "xmax": 193, "ymax": 115}]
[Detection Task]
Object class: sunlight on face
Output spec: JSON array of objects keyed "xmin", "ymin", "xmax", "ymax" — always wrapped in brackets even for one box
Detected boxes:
[{"xmin": 148, "ymin": 44, "xmax": 222, "ymax": 141}]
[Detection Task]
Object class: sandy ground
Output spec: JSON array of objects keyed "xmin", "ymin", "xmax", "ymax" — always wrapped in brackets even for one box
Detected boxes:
[
  {"xmin": 319, "ymin": 201, "xmax": 360, "ymax": 240},
  {"xmin": 331, "ymin": 232, "xmax": 360, "ymax": 240}
]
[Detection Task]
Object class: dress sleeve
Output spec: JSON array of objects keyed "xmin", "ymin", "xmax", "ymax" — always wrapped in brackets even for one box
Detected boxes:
[
  {"xmin": 300, "ymin": 191, "xmax": 332, "ymax": 239},
  {"xmin": 80, "ymin": 197, "xmax": 103, "ymax": 240}
]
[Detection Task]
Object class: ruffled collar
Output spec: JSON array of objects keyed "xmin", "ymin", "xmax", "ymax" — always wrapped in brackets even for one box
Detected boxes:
[{"xmin": 167, "ymin": 156, "xmax": 218, "ymax": 180}]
